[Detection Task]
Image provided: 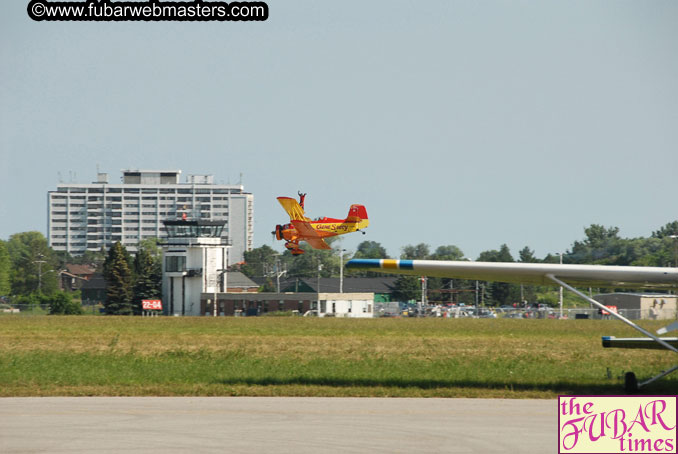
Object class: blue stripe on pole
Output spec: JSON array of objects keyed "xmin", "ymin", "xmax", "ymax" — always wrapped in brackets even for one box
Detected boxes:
[
  {"xmin": 399, "ymin": 260, "xmax": 414, "ymax": 270},
  {"xmin": 345, "ymin": 259, "xmax": 381, "ymax": 269}
]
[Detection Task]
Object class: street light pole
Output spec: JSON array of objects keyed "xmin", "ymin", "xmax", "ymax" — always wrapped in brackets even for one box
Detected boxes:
[
  {"xmin": 419, "ymin": 276, "xmax": 427, "ymax": 316},
  {"xmin": 317, "ymin": 263, "xmax": 323, "ymax": 316},
  {"xmin": 339, "ymin": 249, "xmax": 346, "ymax": 294},
  {"xmin": 275, "ymin": 260, "xmax": 286, "ymax": 293},
  {"xmin": 213, "ymin": 269, "xmax": 218, "ymax": 317}
]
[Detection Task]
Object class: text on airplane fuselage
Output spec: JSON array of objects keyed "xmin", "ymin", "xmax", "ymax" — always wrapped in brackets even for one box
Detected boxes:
[{"xmin": 313, "ymin": 224, "xmax": 352, "ymax": 232}]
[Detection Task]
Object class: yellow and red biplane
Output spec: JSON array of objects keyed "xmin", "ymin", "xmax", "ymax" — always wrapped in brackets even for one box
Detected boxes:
[{"xmin": 273, "ymin": 193, "xmax": 368, "ymax": 255}]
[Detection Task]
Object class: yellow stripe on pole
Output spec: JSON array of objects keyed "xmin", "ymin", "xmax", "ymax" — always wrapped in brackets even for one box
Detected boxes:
[{"xmin": 382, "ymin": 259, "xmax": 399, "ymax": 269}]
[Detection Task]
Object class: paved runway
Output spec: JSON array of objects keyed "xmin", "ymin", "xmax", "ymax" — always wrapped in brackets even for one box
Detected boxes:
[{"xmin": 0, "ymin": 397, "xmax": 556, "ymax": 453}]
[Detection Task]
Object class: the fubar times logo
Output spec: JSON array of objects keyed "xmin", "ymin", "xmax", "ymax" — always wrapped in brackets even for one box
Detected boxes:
[{"xmin": 559, "ymin": 396, "xmax": 677, "ymax": 453}]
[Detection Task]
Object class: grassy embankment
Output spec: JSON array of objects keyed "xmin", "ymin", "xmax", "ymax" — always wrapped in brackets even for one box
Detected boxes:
[{"xmin": 0, "ymin": 316, "xmax": 675, "ymax": 398}]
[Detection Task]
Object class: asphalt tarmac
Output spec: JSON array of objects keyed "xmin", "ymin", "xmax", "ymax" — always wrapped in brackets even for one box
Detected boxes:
[{"xmin": 0, "ymin": 397, "xmax": 556, "ymax": 453}]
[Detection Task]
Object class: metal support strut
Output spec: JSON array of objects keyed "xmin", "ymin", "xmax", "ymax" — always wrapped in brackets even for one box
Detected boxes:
[{"xmin": 546, "ymin": 274, "xmax": 678, "ymax": 390}]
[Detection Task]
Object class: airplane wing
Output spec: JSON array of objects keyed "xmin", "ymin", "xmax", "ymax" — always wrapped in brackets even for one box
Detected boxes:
[
  {"xmin": 603, "ymin": 336, "xmax": 678, "ymax": 350},
  {"xmin": 345, "ymin": 259, "xmax": 678, "ymax": 289},
  {"xmin": 291, "ymin": 220, "xmax": 332, "ymax": 249},
  {"xmin": 277, "ymin": 197, "xmax": 308, "ymax": 221},
  {"xmin": 305, "ymin": 237, "xmax": 332, "ymax": 250}
]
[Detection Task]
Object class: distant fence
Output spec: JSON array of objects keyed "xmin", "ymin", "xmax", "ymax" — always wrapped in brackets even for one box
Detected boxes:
[
  {"xmin": 564, "ymin": 308, "xmax": 648, "ymax": 320},
  {"xmin": 375, "ymin": 305, "xmax": 660, "ymax": 321},
  {"xmin": 0, "ymin": 303, "xmax": 669, "ymax": 320},
  {"xmin": 0, "ymin": 304, "xmax": 103, "ymax": 315}
]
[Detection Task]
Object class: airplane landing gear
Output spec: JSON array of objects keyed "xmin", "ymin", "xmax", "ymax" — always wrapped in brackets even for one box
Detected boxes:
[
  {"xmin": 624, "ymin": 372, "xmax": 638, "ymax": 394},
  {"xmin": 284, "ymin": 242, "xmax": 304, "ymax": 255}
]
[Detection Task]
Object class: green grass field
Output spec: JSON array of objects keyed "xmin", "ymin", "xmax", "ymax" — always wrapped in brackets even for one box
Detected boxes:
[{"xmin": 0, "ymin": 316, "xmax": 675, "ymax": 398}]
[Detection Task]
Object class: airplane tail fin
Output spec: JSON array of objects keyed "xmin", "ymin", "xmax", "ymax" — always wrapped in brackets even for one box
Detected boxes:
[{"xmin": 346, "ymin": 204, "xmax": 368, "ymax": 225}]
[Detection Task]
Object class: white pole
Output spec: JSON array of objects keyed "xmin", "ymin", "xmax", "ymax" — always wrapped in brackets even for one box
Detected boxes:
[
  {"xmin": 558, "ymin": 252, "xmax": 563, "ymax": 318},
  {"xmin": 276, "ymin": 260, "xmax": 281, "ymax": 293},
  {"xmin": 213, "ymin": 269, "xmax": 217, "ymax": 317},
  {"xmin": 317, "ymin": 263, "xmax": 323, "ymax": 316},
  {"xmin": 224, "ymin": 246, "xmax": 228, "ymax": 303},
  {"xmin": 339, "ymin": 249, "xmax": 345, "ymax": 293},
  {"xmin": 419, "ymin": 277, "xmax": 426, "ymax": 316},
  {"xmin": 212, "ymin": 249, "xmax": 218, "ymax": 317}
]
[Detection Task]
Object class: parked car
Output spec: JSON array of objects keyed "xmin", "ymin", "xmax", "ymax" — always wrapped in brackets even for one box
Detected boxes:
[{"xmin": 504, "ymin": 312, "xmax": 524, "ymax": 319}]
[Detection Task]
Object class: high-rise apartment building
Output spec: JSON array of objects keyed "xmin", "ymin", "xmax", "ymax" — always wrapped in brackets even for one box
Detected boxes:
[{"xmin": 47, "ymin": 170, "xmax": 254, "ymax": 263}]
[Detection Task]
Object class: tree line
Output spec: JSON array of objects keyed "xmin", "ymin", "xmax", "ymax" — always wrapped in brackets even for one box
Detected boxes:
[
  {"xmin": 0, "ymin": 232, "xmax": 161, "ymax": 315},
  {"xmin": 1, "ymin": 220, "xmax": 676, "ymax": 312}
]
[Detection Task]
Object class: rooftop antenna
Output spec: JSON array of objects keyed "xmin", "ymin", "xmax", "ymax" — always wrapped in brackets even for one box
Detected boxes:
[
  {"xmin": 239, "ymin": 173, "xmax": 243, "ymax": 186},
  {"xmin": 58, "ymin": 172, "xmax": 63, "ymax": 183}
]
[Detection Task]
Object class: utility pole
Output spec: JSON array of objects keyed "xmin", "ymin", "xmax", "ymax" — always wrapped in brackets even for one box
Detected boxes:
[
  {"xmin": 339, "ymin": 249, "xmax": 346, "ymax": 293},
  {"xmin": 33, "ymin": 254, "xmax": 46, "ymax": 293},
  {"xmin": 449, "ymin": 279, "xmax": 454, "ymax": 305},
  {"xmin": 419, "ymin": 276, "xmax": 427, "ymax": 316},
  {"xmin": 273, "ymin": 259, "xmax": 286, "ymax": 312},
  {"xmin": 317, "ymin": 262, "xmax": 323, "ymax": 317}
]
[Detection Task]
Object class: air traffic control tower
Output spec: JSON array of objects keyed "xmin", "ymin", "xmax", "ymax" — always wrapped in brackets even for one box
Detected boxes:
[{"xmin": 161, "ymin": 219, "xmax": 230, "ymax": 316}]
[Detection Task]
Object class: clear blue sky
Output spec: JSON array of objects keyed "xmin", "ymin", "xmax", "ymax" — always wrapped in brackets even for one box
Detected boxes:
[{"xmin": 1, "ymin": 1, "xmax": 676, "ymax": 260}]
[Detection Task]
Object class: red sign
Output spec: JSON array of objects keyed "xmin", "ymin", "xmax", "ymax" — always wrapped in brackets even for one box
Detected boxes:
[
  {"xmin": 142, "ymin": 299, "xmax": 162, "ymax": 310},
  {"xmin": 602, "ymin": 305, "xmax": 617, "ymax": 315}
]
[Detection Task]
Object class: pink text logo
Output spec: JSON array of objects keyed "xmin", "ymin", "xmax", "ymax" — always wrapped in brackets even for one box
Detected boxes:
[{"xmin": 559, "ymin": 396, "xmax": 677, "ymax": 453}]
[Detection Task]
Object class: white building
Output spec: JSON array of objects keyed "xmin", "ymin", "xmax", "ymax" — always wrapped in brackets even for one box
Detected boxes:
[
  {"xmin": 594, "ymin": 293, "xmax": 678, "ymax": 320},
  {"xmin": 162, "ymin": 219, "xmax": 230, "ymax": 316},
  {"xmin": 198, "ymin": 292, "xmax": 375, "ymax": 317},
  {"xmin": 47, "ymin": 169, "xmax": 253, "ymax": 262},
  {"xmin": 317, "ymin": 294, "xmax": 374, "ymax": 318}
]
